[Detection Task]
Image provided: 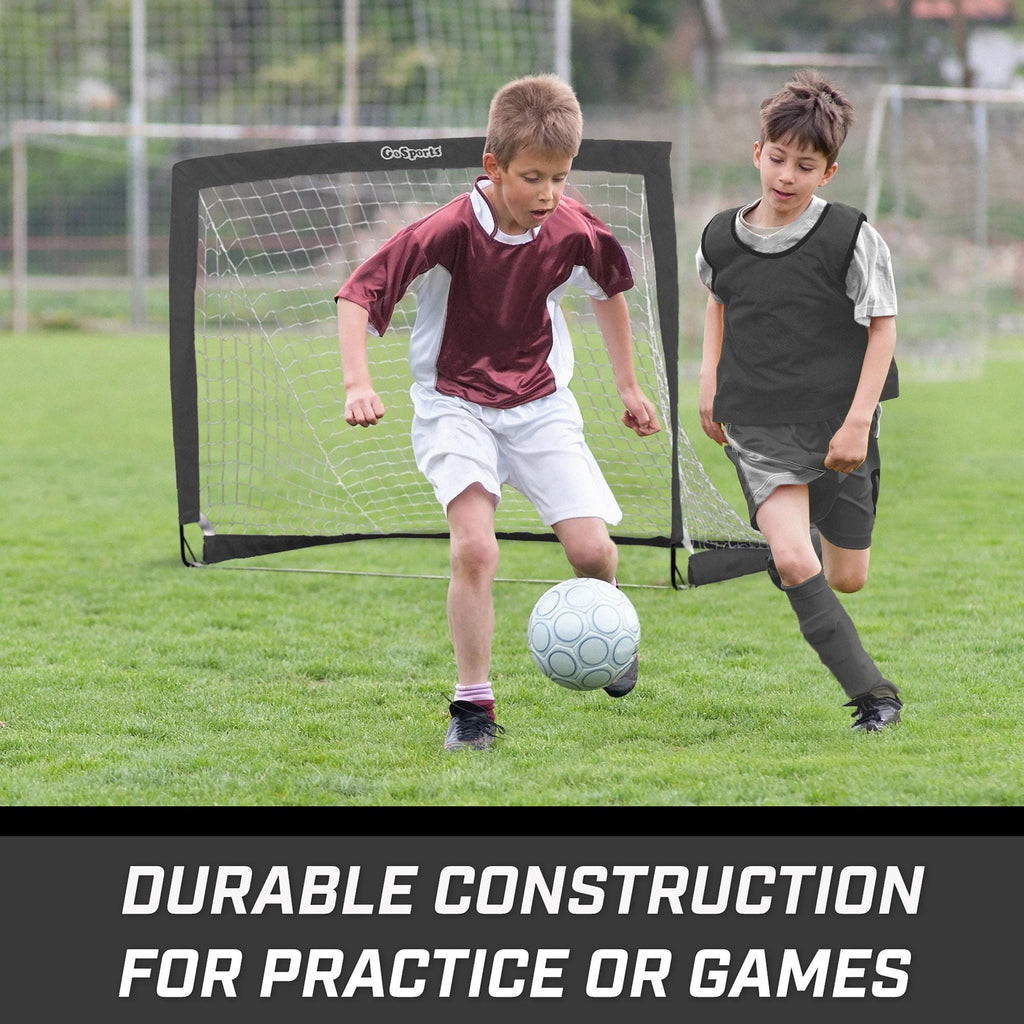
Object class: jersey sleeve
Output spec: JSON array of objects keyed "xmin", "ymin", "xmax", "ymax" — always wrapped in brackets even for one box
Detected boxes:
[
  {"xmin": 695, "ymin": 246, "xmax": 722, "ymax": 302},
  {"xmin": 335, "ymin": 222, "xmax": 434, "ymax": 336},
  {"xmin": 845, "ymin": 221, "xmax": 898, "ymax": 325},
  {"xmin": 573, "ymin": 204, "xmax": 634, "ymax": 299}
]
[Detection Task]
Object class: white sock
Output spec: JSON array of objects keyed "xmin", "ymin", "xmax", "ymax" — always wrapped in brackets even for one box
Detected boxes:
[{"xmin": 454, "ymin": 682, "xmax": 494, "ymax": 706}]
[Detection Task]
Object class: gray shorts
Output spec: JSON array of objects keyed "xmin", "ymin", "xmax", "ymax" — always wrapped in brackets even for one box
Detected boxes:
[{"xmin": 723, "ymin": 409, "xmax": 882, "ymax": 551}]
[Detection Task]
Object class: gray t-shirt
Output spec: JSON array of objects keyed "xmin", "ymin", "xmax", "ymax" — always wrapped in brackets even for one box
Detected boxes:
[{"xmin": 695, "ymin": 194, "xmax": 897, "ymax": 326}]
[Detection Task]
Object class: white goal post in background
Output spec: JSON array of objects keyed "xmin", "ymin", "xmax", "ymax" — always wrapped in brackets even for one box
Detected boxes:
[
  {"xmin": 862, "ymin": 83, "xmax": 1024, "ymax": 378},
  {"xmin": 168, "ymin": 136, "xmax": 765, "ymax": 588}
]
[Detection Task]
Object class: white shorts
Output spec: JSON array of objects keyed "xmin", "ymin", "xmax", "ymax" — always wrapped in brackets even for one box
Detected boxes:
[{"xmin": 410, "ymin": 383, "xmax": 622, "ymax": 526}]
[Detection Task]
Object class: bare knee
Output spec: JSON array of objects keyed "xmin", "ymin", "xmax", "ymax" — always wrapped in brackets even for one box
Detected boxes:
[
  {"xmin": 447, "ymin": 485, "xmax": 499, "ymax": 583},
  {"xmin": 770, "ymin": 546, "xmax": 822, "ymax": 589},
  {"xmin": 822, "ymin": 544, "xmax": 870, "ymax": 593},
  {"xmin": 556, "ymin": 521, "xmax": 617, "ymax": 581},
  {"xmin": 450, "ymin": 530, "xmax": 499, "ymax": 582},
  {"xmin": 568, "ymin": 538, "xmax": 617, "ymax": 581},
  {"xmin": 826, "ymin": 566, "xmax": 868, "ymax": 593}
]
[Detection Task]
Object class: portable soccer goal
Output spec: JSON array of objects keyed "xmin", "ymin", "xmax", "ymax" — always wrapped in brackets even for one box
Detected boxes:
[{"xmin": 169, "ymin": 137, "xmax": 765, "ymax": 587}]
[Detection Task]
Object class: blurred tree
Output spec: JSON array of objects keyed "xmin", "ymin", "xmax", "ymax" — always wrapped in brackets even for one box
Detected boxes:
[
  {"xmin": 718, "ymin": 0, "xmax": 888, "ymax": 51},
  {"xmin": 949, "ymin": 0, "xmax": 972, "ymax": 86},
  {"xmin": 894, "ymin": 0, "xmax": 914, "ymax": 79},
  {"xmin": 571, "ymin": 0, "xmax": 688, "ymax": 105}
]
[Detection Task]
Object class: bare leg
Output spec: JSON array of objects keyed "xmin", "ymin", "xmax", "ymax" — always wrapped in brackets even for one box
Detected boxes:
[
  {"xmin": 552, "ymin": 516, "xmax": 637, "ymax": 697},
  {"xmin": 446, "ymin": 484, "xmax": 499, "ymax": 685},
  {"xmin": 551, "ymin": 516, "xmax": 618, "ymax": 582},
  {"xmin": 821, "ymin": 535, "xmax": 871, "ymax": 593},
  {"xmin": 754, "ymin": 484, "xmax": 821, "ymax": 586}
]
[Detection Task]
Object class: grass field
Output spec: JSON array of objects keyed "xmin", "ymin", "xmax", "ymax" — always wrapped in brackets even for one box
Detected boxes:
[{"xmin": 1, "ymin": 328, "xmax": 1022, "ymax": 807}]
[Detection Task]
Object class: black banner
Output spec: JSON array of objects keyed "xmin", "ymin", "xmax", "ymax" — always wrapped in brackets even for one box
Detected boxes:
[{"xmin": 2, "ymin": 823, "xmax": 1019, "ymax": 1022}]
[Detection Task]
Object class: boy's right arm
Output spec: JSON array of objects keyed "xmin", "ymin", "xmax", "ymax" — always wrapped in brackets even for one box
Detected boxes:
[
  {"xmin": 589, "ymin": 292, "xmax": 661, "ymax": 437},
  {"xmin": 699, "ymin": 293, "xmax": 726, "ymax": 445},
  {"xmin": 337, "ymin": 298, "xmax": 385, "ymax": 426}
]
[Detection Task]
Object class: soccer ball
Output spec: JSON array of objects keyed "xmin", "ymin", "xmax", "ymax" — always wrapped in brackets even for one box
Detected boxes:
[{"xmin": 527, "ymin": 577, "xmax": 640, "ymax": 690}]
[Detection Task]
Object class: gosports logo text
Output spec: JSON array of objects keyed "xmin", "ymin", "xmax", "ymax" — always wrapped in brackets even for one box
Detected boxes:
[{"xmin": 380, "ymin": 144, "xmax": 442, "ymax": 161}]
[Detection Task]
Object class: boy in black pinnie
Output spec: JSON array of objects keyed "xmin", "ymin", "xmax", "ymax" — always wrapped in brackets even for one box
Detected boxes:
[{"xmin": 696, "ymin": 69, "xmax": 902, "ymax": 732}]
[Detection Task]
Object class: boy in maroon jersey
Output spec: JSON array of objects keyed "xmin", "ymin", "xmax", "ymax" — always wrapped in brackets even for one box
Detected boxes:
[{"xmin": 336, "ymin": 74, "xmax": 661, "ymax": 750}]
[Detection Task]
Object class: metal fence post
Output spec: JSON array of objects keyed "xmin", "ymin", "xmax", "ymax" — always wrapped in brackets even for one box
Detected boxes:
[{"xmin": 12, "ymin": 126, "xmax": 27, "ymax": 334}]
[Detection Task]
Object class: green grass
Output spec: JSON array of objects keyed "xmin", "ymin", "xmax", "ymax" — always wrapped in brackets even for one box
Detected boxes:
[{"xmin": 1, "ymin": 328, "xmax": 1022, "ymax": 806}]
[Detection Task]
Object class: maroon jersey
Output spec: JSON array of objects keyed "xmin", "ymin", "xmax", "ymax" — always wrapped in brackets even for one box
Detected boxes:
[{"xmin": 336, "ymin": 177, "xmax": 633, "ymax": 408}]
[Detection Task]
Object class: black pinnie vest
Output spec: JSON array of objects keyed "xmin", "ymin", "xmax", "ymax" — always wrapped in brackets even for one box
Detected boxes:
[{"xmin": 701, "ymin": 202, "xmax": 899, "ymax": 424}]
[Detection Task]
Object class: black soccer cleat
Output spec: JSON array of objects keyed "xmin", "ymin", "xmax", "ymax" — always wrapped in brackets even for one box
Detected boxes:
[
  {"xmin": 844, "ymin": 695, "xmax": 903, "ymax": 732},
  {"xmin": 604, "ymin": 653, "xmax": 638, "ymax": 698},
  {"xmin": 443, "ymin": 700, "xmax": 505, "ymax": 751}
]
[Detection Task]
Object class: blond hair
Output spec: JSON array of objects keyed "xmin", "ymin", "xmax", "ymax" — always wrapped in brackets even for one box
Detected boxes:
[
  {"xmin": 484, "ymin": 74, "xmax": 583, "ymax": 167},
  {"xmin": 759, "ymin": 69, "xmax": 855, "ymax": 165}
]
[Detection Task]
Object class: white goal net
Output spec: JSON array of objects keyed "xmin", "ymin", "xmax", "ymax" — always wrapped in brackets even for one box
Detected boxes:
[{"xmin": 170, "ymin": 137, "xmax": 763, "ymax": 585}]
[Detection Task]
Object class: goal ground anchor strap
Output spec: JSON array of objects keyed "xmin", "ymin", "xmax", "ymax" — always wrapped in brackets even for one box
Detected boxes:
[{"xmin": 684, "ymin": 546, "xmax": 770, "ymax": 587}]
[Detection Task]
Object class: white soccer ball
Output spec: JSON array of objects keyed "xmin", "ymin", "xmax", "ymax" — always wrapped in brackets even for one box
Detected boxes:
[{"xmin": 527, "ymin": 577, "xmax": 640, "ymax": 690}]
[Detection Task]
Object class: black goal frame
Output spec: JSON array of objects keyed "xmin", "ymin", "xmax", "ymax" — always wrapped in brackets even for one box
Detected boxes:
[{"xmin": 169, "ymin": 137, "xmax": 767, "ymax": 587}]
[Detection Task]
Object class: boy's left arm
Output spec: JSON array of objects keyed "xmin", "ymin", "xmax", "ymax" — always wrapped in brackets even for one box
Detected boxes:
[
  {"xmin": 589, "ymin": 292, "xmax": 661, "ymax": 437},
  {"xmin": 825, "ymin": 314, "xmax": 897, "ymax": 473}
]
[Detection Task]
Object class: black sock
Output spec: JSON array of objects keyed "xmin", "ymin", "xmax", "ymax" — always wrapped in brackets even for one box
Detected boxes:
[{"xmin": 783, "ymin": 571, "xmax": 898, "ymax": 702}]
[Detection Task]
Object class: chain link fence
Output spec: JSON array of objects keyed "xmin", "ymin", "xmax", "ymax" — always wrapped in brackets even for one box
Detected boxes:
[{"xmin": 1, "ymin": 1, "xmax": 1022, "ymax": 375}]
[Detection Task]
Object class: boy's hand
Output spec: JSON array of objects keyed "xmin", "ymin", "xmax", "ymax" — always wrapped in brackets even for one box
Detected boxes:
[
  {"xmin": 620, "ymin": 389, "xmax": 661, "ymax": 437},
  {"xmin": 698, "ymin": 380, "xmax": 726, "ymax": 445},
  {"xmin": 344, "ymin": 385, "xmax": 386, "ymax": 427},
  {"xmin": 700, "ymin": 415, "xmax": 726, "ymax": 446},
  {"xmin": 825, "ymin": 420, "xmax": 868, "ymax": 473}
]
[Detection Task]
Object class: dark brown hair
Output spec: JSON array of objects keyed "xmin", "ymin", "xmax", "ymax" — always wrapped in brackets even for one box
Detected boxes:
[{"xmin": 759, "ymin": 69, "xmax": 854, "ymax": 165}]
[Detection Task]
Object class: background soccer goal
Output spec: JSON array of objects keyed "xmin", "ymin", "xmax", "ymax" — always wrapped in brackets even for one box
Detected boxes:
[{"xmin": 169, "ymin": 136, "xmax": 764, "ymax": 587}]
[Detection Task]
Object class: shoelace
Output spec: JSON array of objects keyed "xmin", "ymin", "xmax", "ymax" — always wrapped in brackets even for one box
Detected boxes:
[
  {"xmin": 844, "ymin": 696, "xmax": 899, "ymax": 726},
  {"xmin": 449, "ymin": 702, "xmax": 505, "ymax": 739},
  {"xmin": 850, "ymin": 704, "xmax": 880, "ymax": 726},
  {"xmin": 463, "ymin": 718, "xmax": 505, "ymax": 740}
]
